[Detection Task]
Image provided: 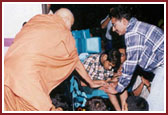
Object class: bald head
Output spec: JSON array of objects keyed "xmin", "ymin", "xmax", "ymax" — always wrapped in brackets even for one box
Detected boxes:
[{"xmin": 55, "ymin": 8, "xmax": 74, "ymax": 30}]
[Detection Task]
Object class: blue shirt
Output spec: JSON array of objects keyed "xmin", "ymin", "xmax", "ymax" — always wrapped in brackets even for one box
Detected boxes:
[{"xmin": 116, "ymin": 17, "xmax": 164, "ymax": 93}]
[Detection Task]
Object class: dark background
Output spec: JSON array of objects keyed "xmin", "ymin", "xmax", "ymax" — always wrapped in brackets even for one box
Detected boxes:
[{"xmin": 50, "ymin": 4, "xmax": 164, "ymax": 30}]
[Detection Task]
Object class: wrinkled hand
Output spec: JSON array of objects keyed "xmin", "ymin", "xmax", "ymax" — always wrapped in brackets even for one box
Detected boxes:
[{"xmin": 101, "ymin": 83, "xmax": 118, "ymax": 94}]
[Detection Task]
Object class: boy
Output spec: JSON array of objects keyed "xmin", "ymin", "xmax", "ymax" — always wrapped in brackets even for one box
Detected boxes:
[{"xmin": 81, "ymin": 49, "xmax": 125, "ymax": 111}]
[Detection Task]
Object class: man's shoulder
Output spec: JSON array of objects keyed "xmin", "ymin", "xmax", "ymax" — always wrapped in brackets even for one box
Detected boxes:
[{"xmin": 127, "ymin": 19, "xmax": 155, "ymax": 37}]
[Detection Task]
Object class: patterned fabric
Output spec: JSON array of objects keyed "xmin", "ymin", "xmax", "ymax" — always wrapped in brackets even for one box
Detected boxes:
[
  {"xmin": 116, "ymin": 17, "xmax": 164, "ymax": 93},
  {"xmin": 83, "ymin": 54, "xmax": 113, "ymax": 80}
]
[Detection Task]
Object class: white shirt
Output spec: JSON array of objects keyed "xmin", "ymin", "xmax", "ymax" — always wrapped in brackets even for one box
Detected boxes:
[
  {"xmin": 132, "ymin": 76, "xmax": 150, "ymax": 99},
  {"xmin": 101, "ymin": 15, "xmax": 113, "ymax": 40}
]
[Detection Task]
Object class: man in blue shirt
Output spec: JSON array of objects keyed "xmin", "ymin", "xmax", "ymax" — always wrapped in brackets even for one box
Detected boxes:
[{"xmin": 103, "ymin": 5, "xmax": 164, "ymax": 111}]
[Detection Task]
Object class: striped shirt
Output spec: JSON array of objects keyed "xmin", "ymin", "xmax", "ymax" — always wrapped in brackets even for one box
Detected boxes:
[
  {"xmin": 116, "ymin": 17, "xmax": 164, "ymax": 93},
  {"xmin": 83, "ymin": 54, "xmax": 113, "ymax": 80}
]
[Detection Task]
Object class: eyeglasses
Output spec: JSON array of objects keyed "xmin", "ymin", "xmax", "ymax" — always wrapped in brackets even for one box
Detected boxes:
[{"xmin": 112, "ymin": 20, "xmax": 121, "ymax": 28}]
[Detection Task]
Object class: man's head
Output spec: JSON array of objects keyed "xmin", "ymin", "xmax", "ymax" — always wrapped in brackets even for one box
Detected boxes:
[
  {"xmin": 109, "ymin": 6, "xmax": 132, "ymax": 35},
  {"xmin": 55, "ymin": 8, "xmax": 74, "ymax": 30},
  {"xmin": 101, "ymin": 49, "xmax": 121, "ymax": 72}
]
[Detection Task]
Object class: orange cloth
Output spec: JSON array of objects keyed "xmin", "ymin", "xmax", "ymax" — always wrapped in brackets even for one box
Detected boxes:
[{"xmin": 4, "ymin": 14, "xmax": 88, "ymax": 111}]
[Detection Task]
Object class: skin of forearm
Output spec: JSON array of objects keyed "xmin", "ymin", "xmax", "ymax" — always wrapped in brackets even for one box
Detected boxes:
[
  {"xmin": 133, "ymin": 82, "xmax": 144, "ymax": 96},
  {"xmin": 101, "ymin": 17, "xmax": 111, "ymax": 29},
  {"xmin": 120, "ymin": 90, "xmax": 128, "ymax": 107},
  {"xmin": 75, "ymin": 60, "xmax": 94, "ymax": 87}
]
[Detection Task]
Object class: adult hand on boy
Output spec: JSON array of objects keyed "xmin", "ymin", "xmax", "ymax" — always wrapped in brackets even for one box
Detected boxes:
[{"xmin": 101, "ymin": 83, "xmax": 118, "ymax": 94}]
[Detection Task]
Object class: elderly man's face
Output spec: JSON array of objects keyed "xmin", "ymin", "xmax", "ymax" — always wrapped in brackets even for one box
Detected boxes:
[{"xmin": 111, "ymin": 17, "xmax": 127, "ymax": 36}]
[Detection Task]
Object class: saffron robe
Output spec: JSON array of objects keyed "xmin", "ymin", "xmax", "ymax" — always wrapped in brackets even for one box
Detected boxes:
[{"xmin": 4, "ymin": 14, "xmax": 89, "ymax": 111}]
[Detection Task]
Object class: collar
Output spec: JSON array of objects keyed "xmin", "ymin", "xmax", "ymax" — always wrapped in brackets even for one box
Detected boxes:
[{"xmin": 126, "ymin": 17, "xmax": 138, "ymax": 33}]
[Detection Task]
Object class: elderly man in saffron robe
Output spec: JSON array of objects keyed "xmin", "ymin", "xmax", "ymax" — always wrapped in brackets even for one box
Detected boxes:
[{"xmin": 4, "ymin": 8, "xmax": 103, "ymax": 111}]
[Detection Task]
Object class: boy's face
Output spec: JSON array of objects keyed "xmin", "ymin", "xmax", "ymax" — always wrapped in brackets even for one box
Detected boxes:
[
  {"xmin": 119, "ymin": 48, "xmax": 126, "ymax": 64},
  {"xmin": 103, "ymin": 60, "xmax": 115, "ymax": 70},
  {"xmin": 101, "ymin": 54, "xmax": 115, "ymax": 70}
]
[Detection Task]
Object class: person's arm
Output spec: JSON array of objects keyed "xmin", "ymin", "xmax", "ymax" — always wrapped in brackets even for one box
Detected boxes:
[
  {"xmin": 101, "ymin": 16, "xmax": 111, "ymax": 29},
  {"xmin": 115, "ymin": 33, "xmax": 143, "ymax": 93},
  {"xmin": 120, "ymin": 90, "xmax": 128, "ymax": 111},
  {"xmin": 108, "ymin": 94, "xmax": 121, "ymax": 111},
  {"xmin": 146, "ymin": 84, "xmax": 151, "ymax": 92},
  {"xmin": 75, "ymin": 60, "xmax": 103, "ymax": 88},
  {"xmin": 133, "ymin": 81, "xmax": 144, "ymax": 96},
  {"xmin": 101, "ymin": 8, "xmax": 113, "ymax": 29},
  {"xmin": 141, "ymin": 76, "xmax": 151, "ymax": 92}
]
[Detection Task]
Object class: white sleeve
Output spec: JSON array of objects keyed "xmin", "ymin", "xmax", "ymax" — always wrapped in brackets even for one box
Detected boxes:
[
  {"xmin": 100, "ymin": 15, "xmax": 109, "ymax": 24},
  {"xmin": 132, "ymin": 76, "xmax": 142, "ymax": 91}
]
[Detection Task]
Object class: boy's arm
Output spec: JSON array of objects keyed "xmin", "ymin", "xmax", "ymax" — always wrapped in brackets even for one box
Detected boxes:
[{"xmin": 133, "ymin": 80, "xmax": 144, "ymax": 96}]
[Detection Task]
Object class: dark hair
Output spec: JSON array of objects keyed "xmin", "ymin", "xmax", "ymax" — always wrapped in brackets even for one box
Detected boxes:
[
  {"xmin": 51, "ymin": 94, "xmax": 70, "ymax": 111},
  {"xmin": 104, "ymin": 49, "xmax": 121, "ymax": 72},
  {"xmin": 126, "ymin": 96, "xmax": 149, "ymax": 111},
  {"xmin": 109, "ymin": 5, "xmax": 132, "ymax": 21},
  {"xmin": 85, "ymin": 97, "xmax": 107, "ymax": 111}
]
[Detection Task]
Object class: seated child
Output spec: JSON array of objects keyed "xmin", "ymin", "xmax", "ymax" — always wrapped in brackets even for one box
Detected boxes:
[
  {"xmin": 81, "ymin": 49, "xmax": 127, "ymax": 111},
  {"xmin": 83, "ymin": 49, "xmax": 121, "ymax": 83}
]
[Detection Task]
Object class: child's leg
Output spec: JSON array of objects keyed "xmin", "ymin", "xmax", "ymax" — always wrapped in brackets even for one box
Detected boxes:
[
  {"xmin": 119, "ymin": 90, "xmax": 128, "ymax": 111},
  {"xmin": 108, "ymin": 94, "xmax": 121, "ymax": 111}
]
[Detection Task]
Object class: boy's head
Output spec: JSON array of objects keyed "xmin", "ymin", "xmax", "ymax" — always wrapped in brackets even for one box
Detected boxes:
[
  {"xmin": 101, "ymin": 49, "xmax": 121, "ymax": 72},
  {"xmin": 126, "ymin": 96, "xmax": 149, "ymax": 111},
  {"xmin": 85, "ymin": 97, "xmax": 107, "ymax": 111}
]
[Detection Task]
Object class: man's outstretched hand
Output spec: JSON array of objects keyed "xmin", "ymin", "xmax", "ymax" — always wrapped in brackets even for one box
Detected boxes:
[{"xmin": 101, "ymin": 83, "xmax": 118, "ymax": 94}]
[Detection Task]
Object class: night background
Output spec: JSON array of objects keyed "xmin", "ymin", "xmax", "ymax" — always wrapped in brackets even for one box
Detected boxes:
[
  {"xmin": 50, "ymin": 4, "xmax": 164, "ymax": 30},
  {"xmin": 49, "ymin": 4, "xmax": 164, "ymax": 111}
]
